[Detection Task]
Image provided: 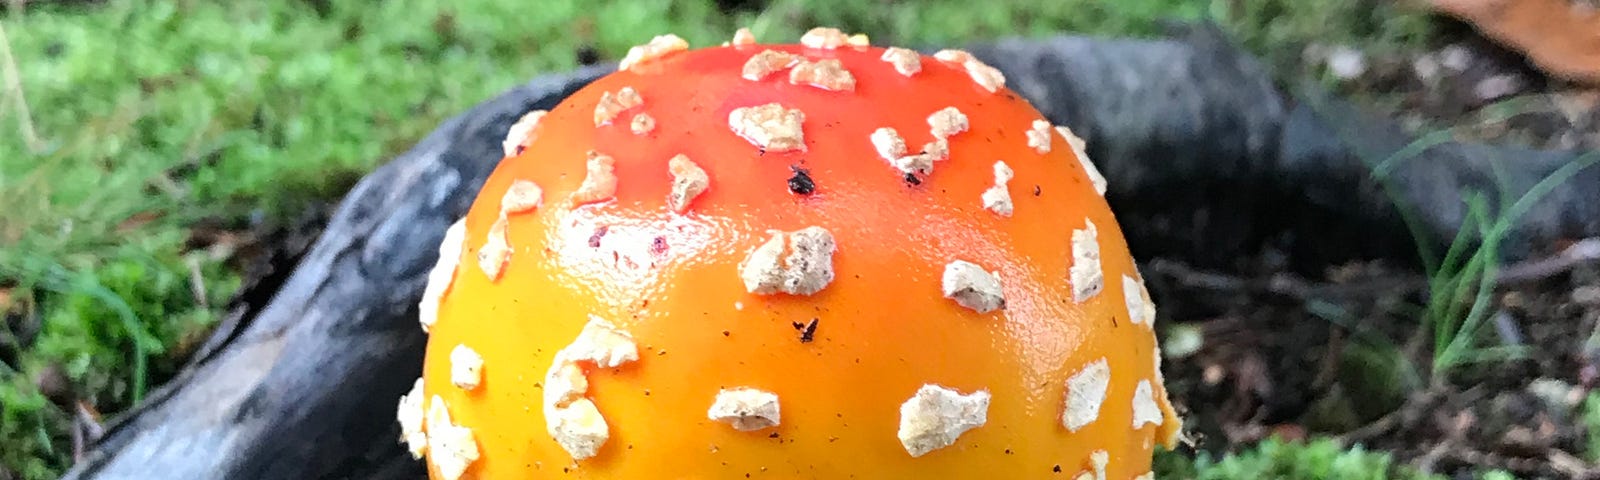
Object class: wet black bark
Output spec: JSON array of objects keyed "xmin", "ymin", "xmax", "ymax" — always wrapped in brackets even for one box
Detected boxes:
[{"xmin": 62, "ymin": 26, "xmax": 1598, "ymax": 480}]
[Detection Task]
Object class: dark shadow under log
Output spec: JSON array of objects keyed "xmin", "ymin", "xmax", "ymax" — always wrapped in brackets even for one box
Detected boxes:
[{"xmin": 62, "ymin": 26, "xmax": 1599, "ymax": 480}]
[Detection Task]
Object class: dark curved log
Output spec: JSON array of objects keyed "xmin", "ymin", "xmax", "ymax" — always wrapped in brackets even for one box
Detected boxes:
[
  {"xmin": 1275, "ymin": 88, "xmax": 1600, "ymax": 265},
  {"xmin": 63, "ymin": 27, "xmax": 1599, "ymax": 480}
]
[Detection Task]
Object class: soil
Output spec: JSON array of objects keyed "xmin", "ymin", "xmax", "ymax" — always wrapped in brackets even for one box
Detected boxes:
[
  {"xmin": 1151, "ymin": 252, "xmax": 1600, "ymax": 478},
  {"xmin": 1160, "ymin": 17, "xmax": 1600, "ymax": 478}
]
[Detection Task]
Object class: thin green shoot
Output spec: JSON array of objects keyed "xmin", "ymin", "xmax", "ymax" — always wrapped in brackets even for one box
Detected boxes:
[
  {"xmin": 6, "ymin": 253, "xmax": 154, "ymax": 401},
  {"xmin": 1334, "ymin": 97, "xmax": 1599, "ymax": 382},
  {"xmin": 1426, "ymin": 151, "xmax": 1600, "ymax": 378}
]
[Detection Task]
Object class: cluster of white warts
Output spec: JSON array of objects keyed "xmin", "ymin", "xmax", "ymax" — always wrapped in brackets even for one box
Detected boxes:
[{"xmin": 405, "ymin": 27, "xmax": 1162, "ymax": 479}]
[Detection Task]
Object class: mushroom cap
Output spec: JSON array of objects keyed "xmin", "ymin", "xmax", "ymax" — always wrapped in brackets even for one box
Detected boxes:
[{"xmin": 413, "ymin": 35, "xmax": 1181, "ymax": 479}]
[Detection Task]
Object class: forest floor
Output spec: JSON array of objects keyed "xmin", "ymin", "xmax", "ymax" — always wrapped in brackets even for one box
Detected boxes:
[
  {"xmin": 2, "ymin": 1, "xmax": 1598, "ymax": 479},
  {"xmin": 1148, "ymin": 10, "xmax": 1600, "ymax": 479}
]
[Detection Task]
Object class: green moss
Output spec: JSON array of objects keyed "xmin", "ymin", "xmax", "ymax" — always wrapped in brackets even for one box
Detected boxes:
[{"xmin": 1155, "ymin": 438, "xmax": 1445, "ymax": 480}]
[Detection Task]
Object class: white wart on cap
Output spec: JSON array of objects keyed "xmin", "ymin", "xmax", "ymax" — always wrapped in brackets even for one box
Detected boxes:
[
  {"xmin": 941, "ymin": 260, "xmax": 1005, "ymax": 313},
  {"xmin": 1131, "ymin": 380, "xmax": 1165, "ymax": 429},
  {"xmin": 450, "ymin": 344, "xmax": 484, "ymax": 390},
  {"xmin": 728, "ymin": 103, "xmax": 807, "ymax": 152},
  {"xmin": 1056, "ymin": 125, "xmax": 1107, "ymax": 196},
  {"xmin": 981, "ymin": 161, "xmax": 1015, "ymax": 216},
  {"xmin": 739, "ymin": 226, "xmax": 836, "ymax": 296},
  {"xmin": 897, "ymin": 384, "xmax": 991, "ymax": 457},
  {"xmin": 426, "ymin": 396, "xmax": 480, "ymax": 480},
  {"xmin": 667, "ymin": 154, "xmax": 710, "ymax": 213},
  {"xmin": 619, "ymin": 34, "xmax": 689, "ymax": 71},
  {"xmin": 476, "ymin": 215, "xmax": 511, "ymax": 281},
  {"xmin": 419, "ymin": 218, "xmax": 467, "ymax": 333},
  {"xmin": 1061, "ymin": 358, "xmax": 1111, "ymax": 431},
  {"xmin": 396, "ymin": 379, "xmax": 428, "ymax": 458},
  {"xmin": 542, "ymin": 316, "xmax": 640, "ymax": 460},
  {"xmin": 707, "ymin": 387, "xmax": 782, "ymax": 432},
  {"xmin": 571, "ymin": 151, "xmax": 619, "ymax": 205},
  {"xmin": 502, "ymin": 110, "xmax": 547, "ymax": 157},
  {"xmin": 1070, "ymin": 220, "xmax": 1104, "ymax": 302}
]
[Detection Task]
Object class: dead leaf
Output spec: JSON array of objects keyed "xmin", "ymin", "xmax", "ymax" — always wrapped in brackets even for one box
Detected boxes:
[{"xmin": 1430, "ymin": 0, "xmax": 1600, "ymax": 84}]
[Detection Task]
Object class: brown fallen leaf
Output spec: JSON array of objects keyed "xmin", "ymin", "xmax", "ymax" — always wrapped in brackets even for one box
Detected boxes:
[
  {"xmin": 1430, "ymin": 0, "xmax": 1600, "ymax": 84},
  {"xmin": 115, "ymin": 211, "xmax": 164, "ymax": 234}
]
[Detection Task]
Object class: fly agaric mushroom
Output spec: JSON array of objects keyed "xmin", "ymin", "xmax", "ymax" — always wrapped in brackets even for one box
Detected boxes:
[{"xmin": 403, "ymin": 27, "xmax": 1182, "ymax": 479}]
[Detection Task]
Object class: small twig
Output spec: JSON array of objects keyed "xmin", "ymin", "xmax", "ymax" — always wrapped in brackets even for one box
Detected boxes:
[
  {"xmin": 1311, "ymin": 325, "xmax": 1345, "ymax": 390},
  {"xmin": 1336, "ymin": 408, "xmax": 1401, "ymax": 445},
  {"xmin": 0, "ymin": 21, "xmax": 44, "ymax": 153},
  {"xmin": 1145, "ymin": 259, "xmax": 1250, "ymax": 291},
  {"xmin": 1415, "ymin": 439, "xmax": 1453, "ymax": 475},
  {"xmin": 1490, "ymin": 309, "xmax": 1524, "ymax": 346},
  {"xmin": 1433, "ymin": 444, "xmax": 1578, "ymax": 478},
  {"xmin": 1498, "ymin": 237, "xmax": 1600, "ymax": 285},
  {"xmin": 186, "ymin": 256, "xmax": 208, "ymax": 310},
  {"xmin": 1146, "ymin": 258, "xmax": 1430, "ymax": 303},
  {"xmin": 1335, "ymin": 387, "xmax": 1448, "ymax": 445},
  {"xmin": 71, "ymin": 415, "xmax": 83, "ymax": 463},
  {"xmin": 72, "ymin": 400, "xmax": 104, "ymax": 462},
  {"xmin": 1546, "ymin": 448, "xmax": 1596, "ymax": 479},
  {"xmin": 1150, "ymin": 237, "xmax": 1600, "ymax": 302},
  {"xmin": 144, "ymin": 169, "xmax": 189, "ymax": 200},
  {"xmin": 1422, "ymin": 407, "xmax": 1477, "ymax": 473}
]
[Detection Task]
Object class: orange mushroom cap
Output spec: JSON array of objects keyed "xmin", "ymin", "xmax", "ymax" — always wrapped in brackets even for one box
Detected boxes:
[{"xmin": 401, "ymin": 27, "xmax": 1182, "ymax": 479}]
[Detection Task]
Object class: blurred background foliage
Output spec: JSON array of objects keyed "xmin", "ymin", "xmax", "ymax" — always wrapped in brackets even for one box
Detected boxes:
[{"xmin": 0, "ymin": 0, "xmax": 1452, "ymax": 478}]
